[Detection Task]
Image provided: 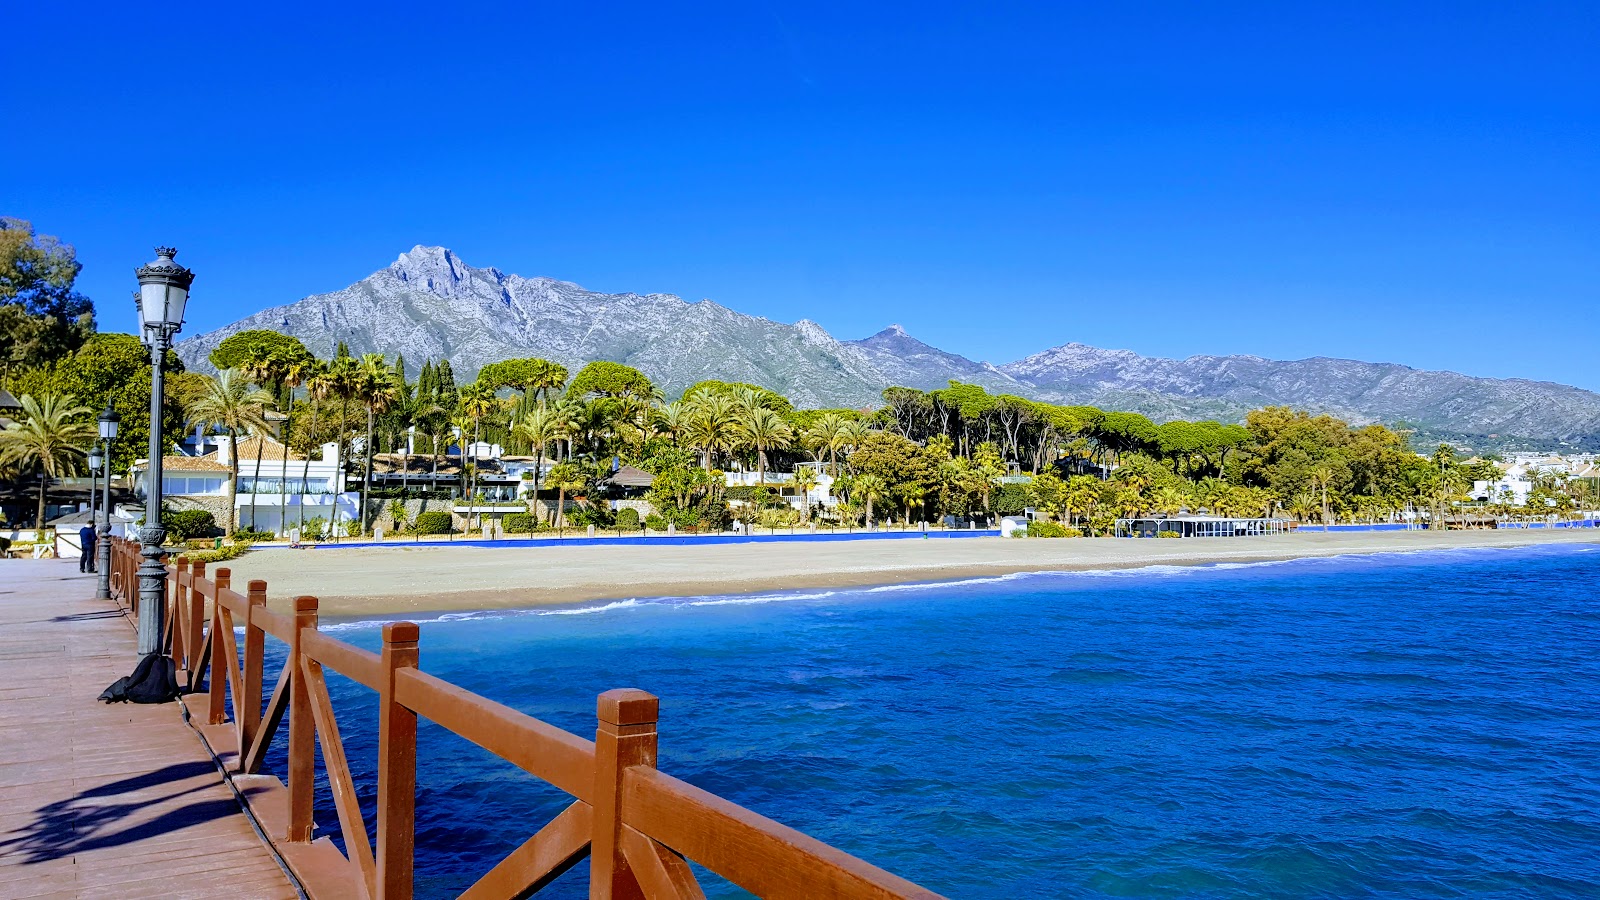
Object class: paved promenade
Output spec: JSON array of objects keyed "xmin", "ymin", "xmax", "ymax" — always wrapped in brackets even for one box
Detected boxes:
[{"xmin": 0, "ymin": 559, "xmax": 296, "ymax": 899}]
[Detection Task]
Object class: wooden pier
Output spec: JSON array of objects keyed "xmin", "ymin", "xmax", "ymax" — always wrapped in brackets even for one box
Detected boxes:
[
  {"xmin": 2, "ymin": 538, "xmax": 942, "ymax": 899},
  {"xmin": 0, "ymin": 559, "xmax": 296, "ymax": 899}
]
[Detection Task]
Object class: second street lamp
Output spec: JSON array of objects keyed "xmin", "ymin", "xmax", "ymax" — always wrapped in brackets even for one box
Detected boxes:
[
  {"xmin": 133, "ymin": 246, "xmax": 194, "ymax": 658},
  {"xmin": 87, "ymin": 447, "xmax": 102, "ymax": 575},
  {"xmin": 96, "ymin": 402, "xmax": 120, "ymax": 601}
]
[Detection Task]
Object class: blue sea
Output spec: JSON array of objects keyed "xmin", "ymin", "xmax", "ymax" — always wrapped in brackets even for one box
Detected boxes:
[{"xmin": 266, "ymin": 543, "xmax": 1600, "ymax": 898}]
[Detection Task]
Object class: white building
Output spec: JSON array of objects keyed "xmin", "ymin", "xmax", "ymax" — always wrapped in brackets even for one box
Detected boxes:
[
  {"xmin": 724, "ymin": 462, "xmax": 836, "ymax": 510},
  {"xmin": 133, "ymin": 435, "xmax": 358, "ymax": 535}
]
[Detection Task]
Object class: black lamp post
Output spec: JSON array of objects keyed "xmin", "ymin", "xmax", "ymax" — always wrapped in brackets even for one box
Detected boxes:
[
  {"xmin": 133, "ymin": 247, "xmax": 193, "ymax": 657},
  {"xmin": 96, "ymin": 402, "xmax": 120, "ymax": 601},
  {"xmin": 87, "ymin": 446, "xmax": 102, "ymax": 572}
]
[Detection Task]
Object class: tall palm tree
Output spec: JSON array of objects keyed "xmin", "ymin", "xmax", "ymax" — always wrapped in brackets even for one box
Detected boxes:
[
  {"xmin": 792, "ymin": 465, "xmax": 820, "ymax": 524},
  {"xmin": 685, "ymin": 393, "xmax": 743, "ymax": 471},
  {"xmin": 237, "ymin": 353, "xmax": 283, "ymax": 532},
  {"xmin": 299, "ymin": 359, "xmax": 332, "ymax": 533},
  {"xmin": 0, "ymin": 394, "xmax": 93, "ymax": 529},
  {"xmin": 324, "ymin": 354, "xmax": 363, "ymax": 533},
  {"xmin": 804, "ymin": 412, "xmax": 853, "ymax": 476},
  {"xmin": 852, "ymin": 473, "xmax": 887, "ymax": 528},
  {"xmin": 357, "ymin": 354, "xmax": 401, "ymax": 533},
  {"xmin": 271, "ymin": 348, "xmax": 316, "ymax": 536},
  {"xmin": 514, "ymin": 404, "xmax": 564, "ymax": 520},
  {"xmin": 739, "ymin": 406, "xmax": 793, "ymax": 484},
  {"xmin": 653, "ymin": 401, "xmax": 690, "ymax": 446},
  {"xmin": 458, "ymin": 382, "xmax": 501, "ymax": 531},
  {"xmin": 182, "ymin": 370, "xmax": 275, "ymax": 537},
  {"xmin": 545, "ymin": 461, "xmax": 585, "ymax": 528}
]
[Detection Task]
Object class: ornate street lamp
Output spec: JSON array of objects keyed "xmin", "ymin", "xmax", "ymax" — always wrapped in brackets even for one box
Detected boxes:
[
  {"xmin": 96, "ymin": 402, "xmax": 120, "ymax": 601},
  {"xmin": 133, "ymin": 247, "xmax": 194, "ymax": 657},
  {"xmin": 87, "ymin": 446, "xmax": 102, "ymax": 572}
]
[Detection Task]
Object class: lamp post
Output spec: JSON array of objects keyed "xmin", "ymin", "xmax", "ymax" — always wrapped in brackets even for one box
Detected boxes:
[
  {"xmin": 96, "ymin": 402, "xmax": 120, "ymax": 601},
  {"xmin": 133, "ymin": 247, "xmax": 194, "ymax": 657},
  {"xmin": 87, "ymin": 446, "xmax": 102, "ymax": 572}
]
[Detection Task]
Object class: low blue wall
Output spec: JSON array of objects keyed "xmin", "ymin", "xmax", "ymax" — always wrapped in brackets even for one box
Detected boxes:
[{"xmin": 262, "ymin": 528, "xmax": 1003, "ymax": 551}]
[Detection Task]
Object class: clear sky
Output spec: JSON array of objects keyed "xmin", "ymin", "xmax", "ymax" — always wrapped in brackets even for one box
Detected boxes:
[{"xmin": 5, "ymin": 3, "xmax": 1596, "ymax": 389}]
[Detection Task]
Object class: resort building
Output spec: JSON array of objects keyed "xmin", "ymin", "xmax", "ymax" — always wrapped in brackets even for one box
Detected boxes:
[
  {"xmin": 724, "ymin": 461, "xmax": 836, "ymax": 511},
  {"xmin": 1114, "ymin": 513, "xmax": 1292, "ymax": 537},
  {"xmin": 132, "ymin": 435, "xmax": 357, "ymax": 535}
]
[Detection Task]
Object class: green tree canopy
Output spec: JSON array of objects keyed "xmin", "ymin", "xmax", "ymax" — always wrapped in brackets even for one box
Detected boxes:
[
  {"xmin": 0, "ymin": 218, "xmax": 95, "ymax": 375},
  {"xmin": 566, "ymin": 361, "xmax": 653, "ymax": 400},
  {"xmin": 209, "ymin": 330, "xmax": 311, "ymax": 371}
]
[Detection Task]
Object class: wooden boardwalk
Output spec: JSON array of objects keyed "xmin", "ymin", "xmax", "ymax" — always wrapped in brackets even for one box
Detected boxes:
[{"xmin": 0, "ymin": 559, "xmax": 297, "ymax": 899}]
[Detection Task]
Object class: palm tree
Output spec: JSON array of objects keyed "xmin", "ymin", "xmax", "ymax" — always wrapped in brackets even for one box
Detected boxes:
[
  {"xmin": 852, "ymin": 473, "xmax": 887, "ymax": 528},
  {"xmin": 684, "ymin": 393, "xmax": 743, "ymax": 471},
  {"xmin": 739, "ymin": 406, "xmax": 793, "ymax": 484},
  {"xmin": 298, "ymin": 359, "xmax": 332, "ymax": 533},
  {"xmin": 792, "ymin": 465, "xmax": 820, "ymax": 524},
  {"xmin": 653, "ymin": 401, "xmax": 690, "ymax": 446},
  {"xmin": 545, "ymin": 461, "xmax": 585, "ymax": 528},
  {"xmin": 458, "ymin": 382, "xmax": 501, "ymax": 533},
  {"xmin": 182, "ymin": 370, "xmax": 275, "ymax": 537},
  {"xmin": 514, "ymin": 404, "xmax": 564, "ymax": 521},
  {"xmin": 357, "ymin": 354, "xmax": 401, "ymax": 533},
  {"xmin": 237, "ymin": 354, "xmax": 282, "ymax": 532},
  {"xmin": 324, "ymin": 354, "xmax": 363, "ymax": 534},
  {"xmin": 804, "ymin": 412, "xmax": 853, "ymax": 476},
  {"xmin": 0, "ymin": 394, "xmax": 93, "ymax": 529},
  {"xmin": 272, "ymin": 348, "xmax": 316, "ymax": 536}
]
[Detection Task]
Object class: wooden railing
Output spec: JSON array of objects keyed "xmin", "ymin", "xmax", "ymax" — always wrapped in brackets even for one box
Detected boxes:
[{"xmin": 107, "ymin": 536, "xmax": 942, "ymax": 900}]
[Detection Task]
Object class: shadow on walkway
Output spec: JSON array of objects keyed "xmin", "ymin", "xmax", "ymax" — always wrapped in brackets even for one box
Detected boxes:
[{"xmin": 0, "ymin": 761, "xmax": 262, "ymax": 864}]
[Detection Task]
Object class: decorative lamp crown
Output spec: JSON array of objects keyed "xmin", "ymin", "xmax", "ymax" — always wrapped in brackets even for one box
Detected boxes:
[{"xmin": 134, "ymin": 245, "xmax": 195, "ymax": 335}]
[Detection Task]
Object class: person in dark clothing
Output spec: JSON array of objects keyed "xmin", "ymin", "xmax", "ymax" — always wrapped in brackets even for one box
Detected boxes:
[{"xmin": 79, "ymin": 523, "xmax": 97, "ymax": 573}]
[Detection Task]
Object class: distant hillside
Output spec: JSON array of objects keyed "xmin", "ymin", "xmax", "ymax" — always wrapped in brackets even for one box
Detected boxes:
[{"xmin": 178, "ymin": 246, "xmax": 1600, "ymax": 447}]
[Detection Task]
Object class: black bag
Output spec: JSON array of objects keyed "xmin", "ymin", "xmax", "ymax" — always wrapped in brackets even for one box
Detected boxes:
[{"xmin": 99, "ymin": 653, "xmax": 180, "ymax": 704}]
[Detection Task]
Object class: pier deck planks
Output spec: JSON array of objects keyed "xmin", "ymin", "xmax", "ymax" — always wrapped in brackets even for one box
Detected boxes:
[{"xmin": 0, "ymin": 559, "xmax": 296, "ymax": 899}]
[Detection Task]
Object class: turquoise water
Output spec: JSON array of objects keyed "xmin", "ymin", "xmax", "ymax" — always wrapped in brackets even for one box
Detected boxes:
[{"xmin": 270, "ymin": 543, "xmax": 1600, "ymax": 897}]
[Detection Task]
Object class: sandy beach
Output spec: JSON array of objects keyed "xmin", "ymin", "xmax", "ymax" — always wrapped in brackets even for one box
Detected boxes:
[{"xmin": 214, "ymin": 528, "xmax": 1600, "ymax": 618}]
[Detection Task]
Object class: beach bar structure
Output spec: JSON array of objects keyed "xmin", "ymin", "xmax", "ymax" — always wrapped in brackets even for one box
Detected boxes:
[
  {"xmin": 99, "ymin": 536, "xmax": 943, "ymax": 899},
  {"xmin": 1115, "ymin": 514, "xmax": 1292, "ymax": 538}
]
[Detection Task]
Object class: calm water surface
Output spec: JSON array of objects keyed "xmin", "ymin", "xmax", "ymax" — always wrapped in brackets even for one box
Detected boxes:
[{"xmin": 266, "ymin": 543, "xmax": 1600, "ymax": 898}]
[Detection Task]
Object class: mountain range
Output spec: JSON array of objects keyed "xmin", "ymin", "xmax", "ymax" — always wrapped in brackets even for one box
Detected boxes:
[{"xmin": 176, "ymin": 246, "xmax": 1600, "ymax": 448}]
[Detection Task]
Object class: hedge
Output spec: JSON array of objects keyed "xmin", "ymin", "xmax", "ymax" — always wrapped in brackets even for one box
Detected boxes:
[
  {"xmin": 166, "ymin": 510, "xmax": 218, "ymax": 541},
  {"xmin": 1027, "ymin": 520, "xmax": 1075, "ymax": 538},
  {"xmin": 616, "ymin": 508, "xmax": 641, "ymax": 531},
  {"xmin": 413, "ymin": 511, "xmax": 454, "ymax": 534},
  {"xmin": 503, "ymin": 512, "xmax": 534, "ymax": 533}
]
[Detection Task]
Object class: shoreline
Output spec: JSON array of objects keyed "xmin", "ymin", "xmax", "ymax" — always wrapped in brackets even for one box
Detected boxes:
[{"xmin": 217, "ymin": 528, "xmax": 1600, "ymax": 619}]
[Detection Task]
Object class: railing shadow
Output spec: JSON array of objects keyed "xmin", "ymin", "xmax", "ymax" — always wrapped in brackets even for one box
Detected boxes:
[{"xmin": 0, "ymin": 761, "xmax": 275, "ymax": 864}]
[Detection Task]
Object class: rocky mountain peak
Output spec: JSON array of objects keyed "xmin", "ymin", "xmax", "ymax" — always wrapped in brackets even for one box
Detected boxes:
[{"xmin": 175, "ymin": 246, "xmax": 1600, "ymax": 446}]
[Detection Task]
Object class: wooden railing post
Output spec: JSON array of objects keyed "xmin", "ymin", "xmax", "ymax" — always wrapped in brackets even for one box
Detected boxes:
[
  {"xmin": 170, "ymin": 558, "xmax": 190, "ymax": 670},
  {"xmin": 242, "ymin": 580, "xmax": 267, "ymax": 754},
  {"xmin": 287, "ymin": 594, "xmax": 319, "ymax": 842},
  {"xmin": 591, "ymin": 688, "xmax": 659, "ymax": 900},
  {"xmin": 208, "ymin": 567, "xmax": 231, "ymax": 725},
  {"xmin": 188, "ymin": 560, "xmax": 207, "ymax": 675},
  {"xmin": 376, "ymin": 622, "xmax": 420, "ymax": 900}
]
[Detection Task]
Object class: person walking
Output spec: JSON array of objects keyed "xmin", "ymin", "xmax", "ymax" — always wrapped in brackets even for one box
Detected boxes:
[{"xmin": 78, "ymin": 522, "xmax": 97, "ymax": 573}]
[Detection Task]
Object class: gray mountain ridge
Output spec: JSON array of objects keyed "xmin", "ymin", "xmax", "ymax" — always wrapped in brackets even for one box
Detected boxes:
[{"xmin": 176, "ymin": 245, "xmax": 1600, "ymax": 446}]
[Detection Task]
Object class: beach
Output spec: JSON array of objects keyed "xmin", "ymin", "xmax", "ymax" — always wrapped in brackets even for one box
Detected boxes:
[{"xmin": 218, "ymin": 528, "xmax": 1600, "ymax": 618}]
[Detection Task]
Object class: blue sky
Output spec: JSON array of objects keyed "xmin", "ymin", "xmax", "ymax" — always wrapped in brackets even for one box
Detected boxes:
[{"xmin": 5, "ymin": 3, "xmax": 1596, "ymax": 389}]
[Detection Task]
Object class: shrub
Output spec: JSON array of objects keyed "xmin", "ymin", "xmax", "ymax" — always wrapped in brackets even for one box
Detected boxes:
[
  {"xmin": 644, "ymin": 513, "xmax": 667, "ymax": 531},
  {"xmin": 181, "ymin": 540, "xmax": 254, "ymax": 565},
  {"xmin": 413, "ymin": 511, "xmax": 454, "ymax": 534},
  {"xmin": 757, "ymin": 507, "xmax": 799, "ymax": 528},
  {"xmin": 1157, "ymin": 530, "xmax": 1182, "ymax": 538},
  {"xmin": 165, "ymin": 509, "xmax": 219, "ymax": 541},
  {"xmin": 993, "ymin": 484, "xmax": 1031, "ymax": 517},
  {"xmin": 234, "ymin": 528, "xmax": 275, "ymax": 542},
  {"xmin": 1027, "ymin": 520, "xmax": 1071, "ymax": 538},
  {"xmin": 503, "ymin": 512, "xmax": 534, "ymax": 533},
  {"xmin": 186, "ymin": 538, "xmax": 216, "ymax": 550},
  {"xmin": 615, "ymin": 508, "xmax": 642, "ymax": 531}
]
